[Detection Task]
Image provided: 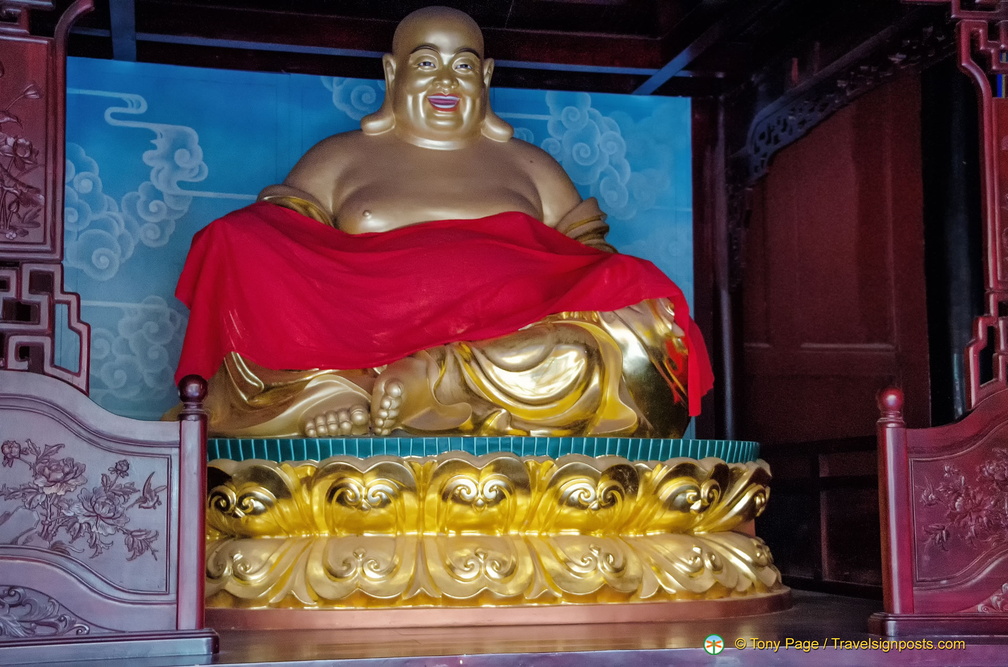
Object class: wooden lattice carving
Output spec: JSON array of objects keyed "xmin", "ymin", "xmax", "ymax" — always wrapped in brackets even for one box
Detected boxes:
[
  {"xmin": 0, "ymin": 263, "xmax": 90, "ymax": 392},
  {"xmin": 874, "ymin": 0, "xmax": 1008, "ymax": 637},
  {"xmin": 952, "ymin": 8, "xmax": 1008, "ymax": 407},
  {"xmin": 0, "ymin": 0, "xmax": 92, "ymax": 393}
]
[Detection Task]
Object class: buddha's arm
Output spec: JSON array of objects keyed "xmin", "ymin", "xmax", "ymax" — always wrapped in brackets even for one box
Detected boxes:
[
  {"xmin": 527, "ymin": 149, "xmax": 581, "ymax": 228},
  {"xmin": 528, "ymin": 148, "xmax": 616, "ymax": 253},
  {"xmin": 257, "ymin": 136, "xmax": 349, "ymax": 227},
  {"xmin": 258, "ymin": 184, "xmax": 334, "ymax": 226}
]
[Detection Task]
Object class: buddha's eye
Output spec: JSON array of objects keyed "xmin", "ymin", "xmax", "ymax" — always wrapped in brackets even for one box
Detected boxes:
[
  {"xmin": 455, "ymin": 62, "xmax": 474, "ymax": 71},
  {"xmin": 417, "ymin": 59, "xmax": 436, "ymax": 69}
]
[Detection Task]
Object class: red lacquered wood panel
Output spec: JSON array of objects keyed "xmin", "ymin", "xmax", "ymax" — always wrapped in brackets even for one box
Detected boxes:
[
  {"xmin": 741, "ymin": 74, "xmax": 931, "ymax": 444},
  {"xmin": 875, "ymin": 5, "xmax": 1008, "ymax": 636},
  {"xmin": 0, "ymin": 370, "xmax": 216, "ymax": 660}
]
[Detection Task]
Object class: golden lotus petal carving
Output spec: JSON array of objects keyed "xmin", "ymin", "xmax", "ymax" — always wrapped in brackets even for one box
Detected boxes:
[
  {"xmin": 308, "ymin": 534, "xmax": 416, "ymax": 602},
  {"xmin": 309, "ymin": 457, "xmax": 417, "ymax": 535},
  {"xmin": 425, "ymin": 452, "xmax": 530, "ymax": 534},
  {"xmin": 425, "ymin": 535, "xmax": 534, "ymax": 600},
  {"xmin": 207, "ymin": 453, "xmax": 772, "ymax": 538},
  {"xmin": 206, "ymin": 534, "xmax": 783, "ymax": 608},
  {"xmin": 634, "ymin": 534, "xmax": 740, "ymax": 597},
  {"xmin": 692, "ymin": 461, "xmax": 772, "ymax": 533},
  {"xmin": 205, "ymin": 452, "xmax": 782, "ymax": 609},
  {"xmin": 528, "ymin": 456, "xmax": 639, "ymax": 534},
  {"xmin": 206, "ymin": 536, "xmax": 316, "ymax": 606},
  {"xmin": 207, "ymin": 460, "xmax": 317, "ymax": 537},
  {"xmin": 629, "ymin": 458, "xmax": 770, "ymax": 534},
  {"xmin": 532, "ymin": 535, "xmax": 641, "ymax": 597}
]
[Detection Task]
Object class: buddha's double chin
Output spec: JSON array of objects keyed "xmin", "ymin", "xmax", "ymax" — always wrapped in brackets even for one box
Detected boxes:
[
  {"xmin": 397, "ymin": 131, "xmax": 478, "ymax": 150},
  {"xmin": 395, "ymin": 110, "xmax": 482, "ymax": 149}
]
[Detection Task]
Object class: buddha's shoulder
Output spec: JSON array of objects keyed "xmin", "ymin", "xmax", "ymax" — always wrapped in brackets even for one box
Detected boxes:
[
  {"xmin": 302, "ymin": 130, "xmax": 371, "ymax": 156},
  {"xmin": 499, "ymin": 137, "xmax": 573, "ymax": 181},
  {"xmin": 290, "ymin": 131, "xmax": 392, "ymax": 177},
  {"xmin": 497, "ymin": 136, "xmax": 551, "ymax": 160}
]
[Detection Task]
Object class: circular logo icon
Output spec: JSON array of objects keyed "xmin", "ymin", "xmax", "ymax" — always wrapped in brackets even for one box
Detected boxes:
[{"xmin": 704, "ymin": 634, "xmax": 725, "ymax": 655}]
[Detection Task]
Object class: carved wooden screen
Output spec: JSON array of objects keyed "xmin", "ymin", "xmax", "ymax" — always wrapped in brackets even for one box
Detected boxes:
[
  {"xmin": 0, "ymin": 371, "xmax": 215, "ymax": 661},
  {"xmin": 0, "ymin": 1, "xmax": 216, "ymax": 659},
  {"xmin": 0, "ymin": 0, "xmax": 90, "ymax": 392},
  {"xmin": 874, "ymin": 0, "xmax": 1008, "ymax": 635}
]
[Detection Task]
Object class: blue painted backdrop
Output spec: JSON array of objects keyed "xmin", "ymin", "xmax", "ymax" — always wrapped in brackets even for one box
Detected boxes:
[{"xmin": 62, "ymin": 57, "xmax": 693, "ymax": 420}]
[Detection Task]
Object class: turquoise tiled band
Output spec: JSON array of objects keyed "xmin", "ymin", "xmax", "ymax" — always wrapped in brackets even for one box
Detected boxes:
[{"xmin": 207, "ymin": 437, "xmax": 760, "ymax": 463}]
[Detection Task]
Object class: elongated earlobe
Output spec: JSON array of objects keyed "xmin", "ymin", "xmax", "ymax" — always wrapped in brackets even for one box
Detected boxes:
[
  {"xmin": 479, "ymin": 59, "xmax": 512, "ymax": 142},
  {"xmin": 361, "ymin": 54, "xmax": 397, "ymax": 135}
]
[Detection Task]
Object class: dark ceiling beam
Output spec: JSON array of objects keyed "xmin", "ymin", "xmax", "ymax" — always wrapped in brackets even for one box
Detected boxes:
[
  {"xmin": 634, "ymin": 0, "xmax": 734, "ymax": 94},
  {"xmin": 641, "ymin": 0, "xmax": 806, "ymax": 94},
  {"xmin": 495, "ymin": 60, "xmax": 657, "ymax": 76},
  {"xmin": 134, "ymin": 1, "xmax": 394, "ymax": 53},
  {"xmin": 125, "ymin": 33, "xmax": 661, "ymax": 77},
  {"xmin": 108, "ymin": 0, "xmax": 136, "ymax": 61},
  {"xmin": 132, "ymin": 0, "xmax": 668, "ymax": 70},
  {"xmin": 636, "ymin": 0, "xmax": 785, "ymax": 94},
  {"xmin": 736, "ymin": 3, "xmax": 944, "ymax": 142},
  {"xmin": 62, "ymin": 0, "xmax": 762, "ymax": 96},
  {"xmin": 135, "ymin": 33, "xmax": 385, "ymax": 60},
  {"xmin": 634, "ymin": 23, "xmax": 724, "ymax": 93},
  {"xmin": 484, "ymin": 28, "xmax": 663, "ymax": 69}
]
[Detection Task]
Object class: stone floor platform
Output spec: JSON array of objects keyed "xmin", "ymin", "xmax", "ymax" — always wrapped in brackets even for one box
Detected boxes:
[{"xmin": 39, "ymin": 590, "xmax": 1008, "ymax": 667}]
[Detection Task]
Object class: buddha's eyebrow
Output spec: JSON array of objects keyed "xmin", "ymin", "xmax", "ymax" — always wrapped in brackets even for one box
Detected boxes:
[
  {"xmin": 409, "ymin": 44, "xmax": 480, "ymax": 57},
  {"xmin": 409, "ymin": 44, "xmax": 439, "ymax": 54}
]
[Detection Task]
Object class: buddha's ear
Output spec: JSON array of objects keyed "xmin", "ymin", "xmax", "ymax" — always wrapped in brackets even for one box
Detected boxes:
[
  {"xmin": 382, "ymin": 53, "xmax": 396, "ymax": 87},
  {"xmin": 362, "ymin": 54, "xmax": 398, "ymax": 135},
  {"xmin": 482, "ymin": 57, "xmax": 495, "ymax": 88}
]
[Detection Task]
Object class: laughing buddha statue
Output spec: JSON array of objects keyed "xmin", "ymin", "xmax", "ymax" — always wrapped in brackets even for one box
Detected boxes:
[{"xmin": 172, "ymin": 6, "xmax": 713, "ymax": 439}]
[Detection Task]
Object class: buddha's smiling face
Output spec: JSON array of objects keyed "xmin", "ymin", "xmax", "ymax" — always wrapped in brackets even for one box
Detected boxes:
[{"xmin": 386, "ymin": 8, "xmax": 492, "ymax": 148}]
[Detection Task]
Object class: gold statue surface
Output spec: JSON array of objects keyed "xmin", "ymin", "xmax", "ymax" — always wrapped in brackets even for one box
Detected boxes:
[
  {"xmin": 176, "ymin": 6, "xmax": 711, "ymax": 439},
  {"xmin": 204, "ymin": 452, "xmax": 780, "ymax": 608}
]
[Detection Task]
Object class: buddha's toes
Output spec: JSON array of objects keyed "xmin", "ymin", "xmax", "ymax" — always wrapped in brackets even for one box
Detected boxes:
[
  {"xmin": 372, "ymin": 354, "xmax": 472, "ymax": 435},
  {"xmin": 372, "ymin": 379, "xmax": 404, "ymax": 436},
  {"xmin": 302, "ymin": 404, "xmax": 370, "ymax": 437}
]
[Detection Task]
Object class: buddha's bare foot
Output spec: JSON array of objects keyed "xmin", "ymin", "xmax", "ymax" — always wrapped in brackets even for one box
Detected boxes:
[
  {"xmin": 372, "ymin": 354, "xmax": 471, "ymax": 435},
  {"xmin": 302, "ymin": 403, "xmax": 370, "ymax": 437},
  {"xmin": 372, "ymin": 380, "xmax": 405, "ymax": 436}
]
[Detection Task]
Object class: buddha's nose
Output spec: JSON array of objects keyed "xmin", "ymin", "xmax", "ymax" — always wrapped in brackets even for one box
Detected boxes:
[{"xmin": 433, "ymin": 72, "xmax": 458, "ymax": 90}]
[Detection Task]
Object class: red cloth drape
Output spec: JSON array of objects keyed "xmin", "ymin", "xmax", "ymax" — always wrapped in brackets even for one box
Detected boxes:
[{"xmin": 175, "ymin": 203, "xmax": 714, "ymax": 415}]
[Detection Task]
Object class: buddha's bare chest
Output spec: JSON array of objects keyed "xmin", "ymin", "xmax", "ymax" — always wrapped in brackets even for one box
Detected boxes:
[{"xmin": 332, "ymin": 152, "xmax": 541, "ymax": 234}]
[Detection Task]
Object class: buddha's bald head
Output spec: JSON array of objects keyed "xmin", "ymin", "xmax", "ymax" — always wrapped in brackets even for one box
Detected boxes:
[
  {"xmin": 392, "ymin": 6, "xmax": 484, "ymax": 60},
  {"xmin": 361, "ymin": 6, "xmax": 512, "ymax": 145}
]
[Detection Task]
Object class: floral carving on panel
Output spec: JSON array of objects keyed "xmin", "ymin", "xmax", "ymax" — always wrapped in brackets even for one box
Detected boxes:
[
  {"xmin": 0, "ymin": 440, "xmax": 166, "ymax": 560},
  {"xmin": 0, "ymin": 585, "xmax": 95, "ymax": 637},
  {"xmin": 0, "ymin": 60, "xmax": 44, "ymax": 241},
  {"xmin": 918, "ymin": 448, "xmax": 1008, "ymax": 552},
  {"xmin": 977, "ymin": 582, "xmax": 1008, "ymax": 613}
]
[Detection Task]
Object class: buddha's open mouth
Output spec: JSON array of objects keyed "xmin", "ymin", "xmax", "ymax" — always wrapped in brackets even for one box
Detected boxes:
[{"xmin": 428, "ymin": 95, "xmax": 460, "ymax": 111}]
